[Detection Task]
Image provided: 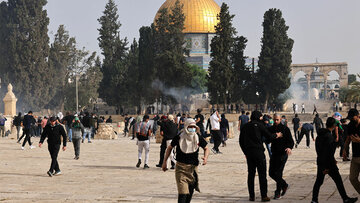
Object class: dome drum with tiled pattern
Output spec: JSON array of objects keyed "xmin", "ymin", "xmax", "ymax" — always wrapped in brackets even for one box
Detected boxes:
[{"xmin": 155, "ymin": 0, "xmax": 221, "ymax": 69}]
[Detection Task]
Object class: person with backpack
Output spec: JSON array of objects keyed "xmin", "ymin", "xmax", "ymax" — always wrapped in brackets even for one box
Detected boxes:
[
  {"xmin": 162, "ymin": 118, "xmax": 209, "ymax": 203},
  {"xmin": 136, "ymin": 115, "xmax": 152, "ymax": 169}
]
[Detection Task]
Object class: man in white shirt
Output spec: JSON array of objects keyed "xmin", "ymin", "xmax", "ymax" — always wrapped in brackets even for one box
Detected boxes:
[{"xmin": 210, "ymin": 109, "xmax": 222, "ymax": 154}]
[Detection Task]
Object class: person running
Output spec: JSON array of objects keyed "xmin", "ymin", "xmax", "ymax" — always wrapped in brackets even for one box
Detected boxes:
[
  {"xmin": 311, "ymin": 117, "xmax": 358, "ymax": 203},
  {"xmin": 157, "ymin": 115, "xmax": 177, "ymax": 169},
  {"xmin": 63, "ymin": 112, "xmax": 74, "ymax": 142},
  {"xmin": 292, "ymin": 114, "xmax": 300, "ymax": 143},
  {"xmin": 124, "ymin": 114, "xmax": 130, "ymax": 137},
  {"xmin": 210, "ymin": 109, "xmax": 222, "ymax": 154},
  {"xmin": 239, "ymin": 111, "xmax": 283, "ymax": 202},
  {"xmin": 296, "ymin": 123, "xmax": 314, "ymax": 148},
  {"xmin": 313, "ymin": 114, "xmax": 324, "ymax": 135},
  {"xmin": 162, "ymin": 118, "xmax": 209, "ymax": 203},
  {"xmin": 39, "ymin": 116, "xmax": 67, "ymax": 177},
  {"xmin": 313, "ymin": 104, "xmax": 318, "ymax": 115},
  {"xmin": 136, "ymin": 115, "xmax": 152, "ymax": 169},
  {"xmin": 268, "ymin": 114, "xmax": 294, "ymax": 199},
  {"xmin": 70, "ymin": 116, "xmax": 84, "ymax": 160},
  {"xmin": 81, "ymin": 112, "xmax": 92, "ymax": 143},
  {"xmin": 21, "ymin": 111, "xmax": 36, "ymax": 150},
  {"xmin": 194, "ymin": 109, "xmax": 205, "ymax": 137},
  {"xmin": 343, "ymin": 109, "xmax": 360, "ymax": 194}
]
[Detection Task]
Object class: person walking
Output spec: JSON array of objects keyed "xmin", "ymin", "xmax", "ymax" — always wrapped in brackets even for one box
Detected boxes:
[
  {"xmin": 296, "ymin": 123, "xmax": 314, "ymax": 148},
  {"xmin": 13, "ymin": 112, "xmax": 22, "ymax": 140},
  {"xmin": 195, "ymin": 109, "xmax": 205, "ymax": 137},
  {"xmin": 81, "ymin": 112, "xmax": 92, "ymax": 143},
  {"xmin": 136, "ymin": 115, "xmax": 152, "ymax": 169},
  {"xmin": 313, "ymin": 114, "xmax": 324, "ymax": 135},
  {"xmin": 292, "ymin": 114, "xmax": 300, "ymax": 143},
  {"xmin": 220, "ymin": 114, "xmax": 229, "ymax": 147},
  {"xmin": 39, "ymin": 117, "xmax": 67, "ymax": 177},
  {"xmin": 301, "ymin": 103, "xmax": 306, "ymax": 114},
  {"xmin": 70, "ymin": 116, "xmax": 84, "ymax": 160},
  {"xmin": 311, "ymin": 117, "xmax": 358, "ymax": 203},
  {"xmin": 0, "ymin": 114, "xmax": 7, "ymax": 137},
  {"xmin": 238, "ymin": 110, "xmax": 249, "ymax": 132},
  {"xmin": 63, "ymin": 112, "xmax": 74, "ymax": 142},
  {"xmin": 21, "ymin": 111, "xmax": 36, "ymax": 150},
  {"xmin": 268, "ymin": 114, "xmax": 294, "ymax": 199},
  {"xmin": 343, "ymin": 109, "xmax": 360, "ymax": 194},
  {"xmin": 156, "ymin": 115, "xmax": 177, "ymax": 169},
  {"xmin": 210, "ymin": 109, "xmax": 222, "ymax": 154},
  {"xmin": 239, "ymin": 111, "xmax": 283, "ymax": 202},
  {"xmin": 162, "ymin": 118, "xmax": 209, "ymax": 203}
]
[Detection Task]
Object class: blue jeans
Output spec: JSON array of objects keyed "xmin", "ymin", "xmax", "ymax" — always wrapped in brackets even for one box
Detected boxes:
[
  {"xmin": 66, "ymin": 125, "xmax": 72, "ymax": 141},
  {"xmin": 83, "ymin": 128, "xmax": 91, "ymax": 142}
]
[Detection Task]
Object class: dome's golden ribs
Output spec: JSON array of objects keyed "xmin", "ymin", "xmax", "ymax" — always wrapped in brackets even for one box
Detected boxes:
[{"xmin": 154, "ymin": 0, "xmax": 220, "ymax": 33}]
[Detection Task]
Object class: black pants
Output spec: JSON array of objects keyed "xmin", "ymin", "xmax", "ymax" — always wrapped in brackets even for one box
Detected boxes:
[
  {"xmin": 312, "ymin": 167, "xmax": 348, "ymax": 202},
  {"xmin": 211, "ymin": 130, "xmax": 222, "ymax": 152},
  {"xmin": 72, "ymin": 138, "xmax": 81, "ymax": 157},
  {"xmin": 298, "ymin": 129, "xmax": 312, "ymax": 147},
  {"xmin": 22, "ymin": 128, "xmax": 32, "ymax": 147},
  {"xmin": 293, "ymin": 126, "xmax": 299, "ymax": 142},
  {"xmin": 158, "ymin": 139, "xmax": 167, "ymax": 165},
  {"xmin": 246, "ymin": 150, "xmax": 268, "ymax": 198},
  {"xmin": 48, "ymin": 144, "xmax": 61, "ymax": 173},
  {"xmin": 269, "ymin": 154, "xmax": 288, "ymax": 195}
]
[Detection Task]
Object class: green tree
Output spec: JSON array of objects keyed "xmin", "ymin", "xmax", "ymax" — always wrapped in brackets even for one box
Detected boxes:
[
  {"xmin": 208, "ymin": 3, "xmax": 236, "ymax": 107},
  {"xmin": 4, "ymin": 0, "xmax": 52, "ymax": 111},
  {"xmin": 48, "ymin": 25, "xmax": 77, "ymax": 111},
  {"xmin": 188, "ymin": 64, "xmax": 208, "ymax": 94},
  {"xmin": 257, "ymin": 8, "xmax": 294, "ymax": 111},
  {"xmin": 348, "ymin": 74, "xmax": 357, "ymax": 85},
  {"xmin": 98, "ymin": 0, "xmax": 128, "ymax": 108},
  {"xmin": 231, "ymin": 36, "xmax": 248, "ymax": 103}
]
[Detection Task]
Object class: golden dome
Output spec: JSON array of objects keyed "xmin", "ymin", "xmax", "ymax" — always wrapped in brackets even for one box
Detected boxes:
[{"xmin": 154, "ymin": 0, "xmax": 220, "ymax": 33}]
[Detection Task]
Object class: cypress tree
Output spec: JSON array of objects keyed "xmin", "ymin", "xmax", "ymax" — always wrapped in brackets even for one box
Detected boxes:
[
  {"xmin": 5, "ymin": 0, "xmax": 51, "ymax": 111},
  {"xmin": 208, "ymin": 3, "xmax": 236, "ymax": 107},
  {"xmin": 257, "ymin": 8, "xmax": 294, "ymax": 111},
  {"xmin": 231, "ymin": 36, "xmax": 248, "ymax": 103}
]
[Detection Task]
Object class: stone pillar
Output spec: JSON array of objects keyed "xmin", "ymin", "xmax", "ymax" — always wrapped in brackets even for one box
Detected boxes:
[
  {"xmin": 324, "ymin": 75, "xmax": 328, "ymax": 100},
  {"xmin": 306, "ymin": 74, "xmax": 311, "ymax": 100},
  {"xmin": 3, "ymin": 84, "xmax": 17, "ymax": 116}
]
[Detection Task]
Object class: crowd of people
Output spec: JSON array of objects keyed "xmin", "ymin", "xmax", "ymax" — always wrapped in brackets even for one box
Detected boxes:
[{"xmin": 3, "ymin": 107, "xmax": 360, "ymax": 203}]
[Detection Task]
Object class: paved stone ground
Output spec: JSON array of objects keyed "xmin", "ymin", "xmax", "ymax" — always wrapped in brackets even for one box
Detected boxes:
[{"xmin": 0, "ymin": 134, "xmax": 357, "ymax": 203}]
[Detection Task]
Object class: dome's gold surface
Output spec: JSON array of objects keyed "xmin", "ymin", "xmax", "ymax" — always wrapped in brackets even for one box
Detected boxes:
[{"xmin": 154, "ymin": 0, "xmax": 220, "ymax": 33}]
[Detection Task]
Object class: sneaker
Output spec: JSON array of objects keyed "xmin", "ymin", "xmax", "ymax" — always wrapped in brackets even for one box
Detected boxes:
[
  {"xmin": 274, "ymin": 194, "xmax": 281, "ymax": 200},
  {"xmin": 211, "ymin": 148, "xmax": 217, "ymax": 154},
  {"xmin": 30, "ymin": 145, "xmax": 35, "ymax": 149},
  {"xmin": 217, "ymin": 151, "xmax": 223, "ymax": 154},
  {"xmin": 311, "ymin": 201, "xmax": 318, "ymax": 203},
  {"xmin": 170, "ymin": 165, "xmax": 175, "ymax": 170},
  {"xmin": 249, "ymin": 197, "xmax": 255, "ymax": 201},
  {"xmin": 344, "ymin": 197, "xmax": 358, "ymax": 203},
  {"xmin": 47, "ymin": 171, "xmax": 53, "ymax": 177},
  {"xmin": 156, "ymin": 164, "xmax": 162, "ymax": 168},
  {"xmin": 21, "ymin": 146, "xmax": 24, "ymax": 150},
  {"xmin": 88, "ymin": 141, "xmax": 92, "ymax": 143},
  {"xmin": 261, "ymin": 197, "xmax": 271, "ymax": 202},
  {"xmin": 81, "ymin": 139, "xmax": 84, "ymax": 143},
  {"xmin": 306, "ymin": 146, "xmax": 310, "ymax": 149},
  {"xmin": 281, "ymin": 184, "xmax": 289, "ymax": 196},
  {"xmin": 295, "ymin": 143, "xmax": 298, "ymax": 148},
  {"xmin": 136, "ymin": 159, "xmax": 141, "ymax": 168},
  {"xmin": 53, "ymin": 171, "xmax": 61, "ymax": 176},
  {"xmin": 144, "ymin": 164, "xmax": 149, "ymax": 169}
]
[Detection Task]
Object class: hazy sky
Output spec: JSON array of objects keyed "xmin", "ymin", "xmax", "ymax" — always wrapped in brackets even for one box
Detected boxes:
[{"xmin": 46, "ymin": 0, "xmax": 360, "ymax": 75}]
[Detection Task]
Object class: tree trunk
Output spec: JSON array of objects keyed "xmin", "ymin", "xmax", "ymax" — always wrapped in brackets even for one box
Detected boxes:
[{"xmin": 264, "ymin": 93, "xmax": 269, "ymax": 113}]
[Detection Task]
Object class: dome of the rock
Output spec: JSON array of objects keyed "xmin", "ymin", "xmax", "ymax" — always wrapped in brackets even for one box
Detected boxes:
[{"xmin": 154, "ymin": 0, "xmax": 220, "ymax": 33}]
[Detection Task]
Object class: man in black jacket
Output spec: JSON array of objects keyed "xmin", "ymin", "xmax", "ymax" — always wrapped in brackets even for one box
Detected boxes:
[
  {"xmin": 39, "ymin": 117, "xmax": 67, "ymax": 177},
  {"xmin": 268, "ymin": 114, "xmax": 294, "ymax": 199},
  {"xmin": 311, "ymin": 117, "xmax": 357, "ymax": 203},
  {"xmin": 239, "ymin": 111, "xmax": 282, "ymax": 202}
]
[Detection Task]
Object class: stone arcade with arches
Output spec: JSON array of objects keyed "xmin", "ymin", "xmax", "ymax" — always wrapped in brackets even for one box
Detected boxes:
[{"xmin": 291, "ymin": 62, "xmax": 348, "ymax": 100}]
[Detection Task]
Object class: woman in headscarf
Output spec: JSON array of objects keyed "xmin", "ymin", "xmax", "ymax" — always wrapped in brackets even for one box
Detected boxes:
[{"xmin": 162, "ymin": 118, "xmax": 209, "ymax": 203}]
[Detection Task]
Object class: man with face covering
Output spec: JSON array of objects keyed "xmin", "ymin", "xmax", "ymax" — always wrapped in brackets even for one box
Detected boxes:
[
  {"xmin": 162, "ymin": 118, "xmax": 209, "ymax": 203},
  {"xmin": 239, "ymin": 111, "xmax": 283, "ymax": 202}
]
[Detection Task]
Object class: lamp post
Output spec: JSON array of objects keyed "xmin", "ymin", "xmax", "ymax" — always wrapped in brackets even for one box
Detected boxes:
[{"xmin": 75, "ymin": 74, "xmax": 79, "ymax": 114}]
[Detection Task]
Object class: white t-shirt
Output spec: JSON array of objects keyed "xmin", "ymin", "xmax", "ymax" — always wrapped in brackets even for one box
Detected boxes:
[{"xmin": 210, "ymin": 112, "xmax": 220, "ymax": 130}]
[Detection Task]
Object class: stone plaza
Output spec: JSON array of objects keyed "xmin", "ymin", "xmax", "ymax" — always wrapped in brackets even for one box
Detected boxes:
[{"xmin": 0, "ymin": 133, "xmax": 357, "ymax": 203}]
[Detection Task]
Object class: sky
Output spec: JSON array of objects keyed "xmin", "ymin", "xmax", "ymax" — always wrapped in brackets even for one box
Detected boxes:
[{"xmin": 45, "ymin": 0, "xmax": 360, "ymax": 75}]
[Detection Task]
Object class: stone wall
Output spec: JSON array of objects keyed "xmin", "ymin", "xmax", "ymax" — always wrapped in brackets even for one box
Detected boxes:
[{"xmin": 95, "ymin": 123, "xmax": 117, "ymax": 140}]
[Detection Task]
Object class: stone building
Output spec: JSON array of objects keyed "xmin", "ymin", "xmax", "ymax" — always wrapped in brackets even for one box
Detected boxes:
[{"xmin": 154, "ymin": 0, "xmax": 221, "ymax": 69}]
